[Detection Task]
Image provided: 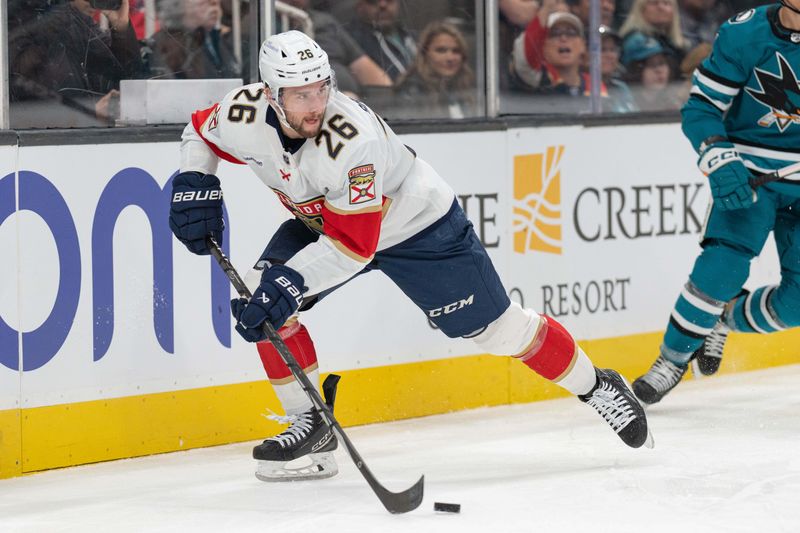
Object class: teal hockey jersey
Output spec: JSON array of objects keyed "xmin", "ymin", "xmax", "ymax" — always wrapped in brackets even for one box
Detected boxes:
[{"xmin": 682, "ymin": 4, "xmax": 800, "ymax": 196}]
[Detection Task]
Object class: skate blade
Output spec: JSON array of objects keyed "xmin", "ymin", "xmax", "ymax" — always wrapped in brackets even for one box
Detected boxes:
[
  {"xmin": 643, "ymin": 429, "xmax": 655, "ymax": 449},
  {"xmin": 255, "ymin": 452, "xmax": 338, "ymax": 482},
  {"xmin": 690, "ymin": 359, "xmax": 702, "ymax": 379}
]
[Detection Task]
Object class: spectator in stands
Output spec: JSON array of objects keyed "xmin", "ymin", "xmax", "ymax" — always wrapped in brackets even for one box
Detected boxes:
[
  {"xmin": 148, "ymin": 0, "xmax": 241, "ymax": 79},
  {"xmin": 511, "ymin": 2, "xmax": 603, "ymax": 101},
  {"xmin": 313, "ymin": 0, "xmax": 357, "ymax": 24},
  {"xmin": 129, "ymin": 0, "xmax": 159, "ymax": 40},
  {"xmin": 679, "ymin": 40, "xmax": 711, "ymax": 77},
  {"xmin": 394, "ymin": 21, "xmax": 477, "ymax": 119},
  {"xmin": 597, "ymin": 25, "xmax": 638, "ymax": 112},
  {"xmin": 676, "ymin": 40, "xmax": 711, "ymax": 102},
  {"xmin": 499, "ymin": 1, "xmax": 540, "ymax": 59},
  {"xmin": 221, "ymin": 0, "xmax": 247, "ymax": 28},
  {"xmin": 622, "ymin": 31, "xmax": 683, "ymax": 111},
  {"xmin": 8, "ymin": 0, "xmax": 144, "ymax": 123},
  {"xmin": 614, "ymin": 0, "xmax": 633, "ymax": 30},
  {"xmin": 568, "ymin": 0, "xmax": 617, "ymax": 29},
  {"xmin": 499, "ymin": 0, "xmax": 539, "ymax": 89},
  {"xmin": 620, "ymin": 0, "xmax": 688, "ymax": 67},
  {"xmin": 678, "ymin": 0, "xmax": 723, "ymax": 49},
  {"xmin": 219, "ymin": 0, "xmax": 251, "ymax": 80},
  {"xmin": 280, "ymin": 0, "xmax": 392, "ymax": 97},
  {"xmin": 7, "ymin": 0, "xmax": 49, "ymax": 33},
  {"xmin": 345, "ymin": 0, "xmax": 417, "ymax": 82}
]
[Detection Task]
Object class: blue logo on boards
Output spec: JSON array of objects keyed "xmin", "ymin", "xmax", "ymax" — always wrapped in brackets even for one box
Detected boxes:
[{"xmin": 0, "ymin": 168, "xmax": 232, "ymax": 372}]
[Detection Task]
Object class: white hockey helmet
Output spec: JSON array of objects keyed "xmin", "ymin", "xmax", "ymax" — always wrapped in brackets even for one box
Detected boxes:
[{"xmin": 259, "ymin": 30, "xmax": 334, "ymax": 96}]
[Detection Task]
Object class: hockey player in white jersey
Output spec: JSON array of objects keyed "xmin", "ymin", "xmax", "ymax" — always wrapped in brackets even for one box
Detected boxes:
[{"xmin": 169, "ymin": 30, "xmax": 653, "ymax": 481}]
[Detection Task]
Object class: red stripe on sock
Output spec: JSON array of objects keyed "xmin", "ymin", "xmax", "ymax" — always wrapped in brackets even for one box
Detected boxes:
[
  {"xmin": 256, "ymin": 322, "xmax": 318, "ymax": 380},
  {"xmin": 518, "ymin": 315, "xmax": 577, "ymax": 380}
]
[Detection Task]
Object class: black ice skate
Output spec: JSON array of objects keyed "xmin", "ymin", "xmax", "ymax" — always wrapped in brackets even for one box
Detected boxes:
[
  {"xmin": 633, "ymin": 354, "xmax": 687, "ymax": 405},
  {"xmin": 579, "ymin": 368, "xmax": 653, "ymax": 449},
  {"xmin": 690, "ymin": 319, "xmax": 730, "ymax": 377},
  {"xmin": 253, "ymin": 375, "xmax": 340, "ymax": 482}
]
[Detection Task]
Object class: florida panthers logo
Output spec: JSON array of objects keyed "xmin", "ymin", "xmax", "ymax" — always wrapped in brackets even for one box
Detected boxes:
[{"xmin": 746, "ymin": 52, "xmax": 800, "ymax": 132}]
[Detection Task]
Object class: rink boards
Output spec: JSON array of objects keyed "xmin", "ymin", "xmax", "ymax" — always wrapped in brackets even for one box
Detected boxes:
[{"xmin": 1, "ymin": 124, "xmax": 799, "ymax": 478}]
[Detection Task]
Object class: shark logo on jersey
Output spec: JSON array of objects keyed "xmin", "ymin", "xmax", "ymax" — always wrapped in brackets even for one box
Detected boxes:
[{"xmin": 745, "ymin": 52, "xmax": 800, "ymax": 133}]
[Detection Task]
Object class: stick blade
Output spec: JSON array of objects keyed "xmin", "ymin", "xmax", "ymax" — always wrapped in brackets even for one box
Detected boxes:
[{"xmin": 376, "ymin": 475, "xmax": 425, "ymax": 514}]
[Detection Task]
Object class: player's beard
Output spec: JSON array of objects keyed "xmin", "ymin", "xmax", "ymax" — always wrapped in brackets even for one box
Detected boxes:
[{"xmin": 285, "ymin": 110, "xmax": 325, "ymax": 138}]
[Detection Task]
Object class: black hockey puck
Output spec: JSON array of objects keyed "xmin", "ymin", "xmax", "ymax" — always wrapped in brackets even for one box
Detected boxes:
[{"xmin": 434, "ymin": 502, "xmax": 461, "ymax": 513}]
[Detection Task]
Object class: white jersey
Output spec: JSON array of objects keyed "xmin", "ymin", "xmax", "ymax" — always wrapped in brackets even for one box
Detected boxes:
[{"xmin": 180, "ymin": 84, "xmax": 455, "ymax": 295}]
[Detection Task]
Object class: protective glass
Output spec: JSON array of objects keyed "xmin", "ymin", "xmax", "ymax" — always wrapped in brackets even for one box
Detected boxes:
[{"xmin": 6, "ymin": 0, "xmax": 249, "ymax": 128}]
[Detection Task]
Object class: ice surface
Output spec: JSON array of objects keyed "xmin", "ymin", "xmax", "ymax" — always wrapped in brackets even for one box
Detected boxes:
[{"xmin": 2, "ymin": 365, "xmax": 800, "ymax": 533}]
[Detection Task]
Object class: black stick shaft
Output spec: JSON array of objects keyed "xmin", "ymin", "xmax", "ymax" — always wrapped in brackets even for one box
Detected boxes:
[{"xmin": 206, "ymin": 237, "xmax": 424, "ymax": 514}]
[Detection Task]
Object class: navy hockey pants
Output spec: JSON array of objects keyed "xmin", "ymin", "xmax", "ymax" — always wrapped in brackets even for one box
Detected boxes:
[{"xmin": 257, "ymin": 200, "xmax": 511, "ymax": 338}]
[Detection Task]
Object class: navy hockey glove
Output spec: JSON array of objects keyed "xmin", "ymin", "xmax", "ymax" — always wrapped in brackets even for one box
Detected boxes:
[
  {"xmin": 169, "ymin": 171, "xmax": 224, "ymax": 255},
  {"xmin": 698, "ymin": 142, "xmax": 756, "ymax": 211},
  {"xmin": 231, "ymin": 264, "xmax": 305, "ymax": 342}
]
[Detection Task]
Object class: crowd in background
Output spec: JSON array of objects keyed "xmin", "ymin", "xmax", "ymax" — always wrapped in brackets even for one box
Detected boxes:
[
  {"xmin": 502, "ymin": 0, "xmax": 770, "ymax": 113},
  {"xmin": 4, "ymin": 0, "xmax": 769, "ymax": 127}
]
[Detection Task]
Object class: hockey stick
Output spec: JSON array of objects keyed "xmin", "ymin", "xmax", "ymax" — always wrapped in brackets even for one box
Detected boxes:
[
  {"xmin": 206, "ymin": 237, "xmax": 424, "ymax": 514},
  {"xmin": 750, "ymin": 160, "xmax": 800, "ymax": 188}
]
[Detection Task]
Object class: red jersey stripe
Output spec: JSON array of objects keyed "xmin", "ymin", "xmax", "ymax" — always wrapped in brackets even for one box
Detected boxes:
[
  {"xmin": 191, "ymin": 105, "xmax": 246, "ymax": 165},
  {"xmin": 321, "ymin": 203, "xmax": 382, "ymax": 260}
]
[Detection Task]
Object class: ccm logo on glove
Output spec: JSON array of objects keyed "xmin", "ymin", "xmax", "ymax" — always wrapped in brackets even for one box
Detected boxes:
[
  {"xmin": 701, "ymin": 148, "xmax": 737, "ymax": 171},
  {"xmin": 697, "ymin": 142, "xmax": 756, "ymax": 211}
]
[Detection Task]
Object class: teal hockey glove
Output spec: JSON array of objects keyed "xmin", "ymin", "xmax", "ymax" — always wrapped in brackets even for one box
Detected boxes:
[{"xmin": 698, "ymin": 142, "xmax": 756, "ymax": 211}]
